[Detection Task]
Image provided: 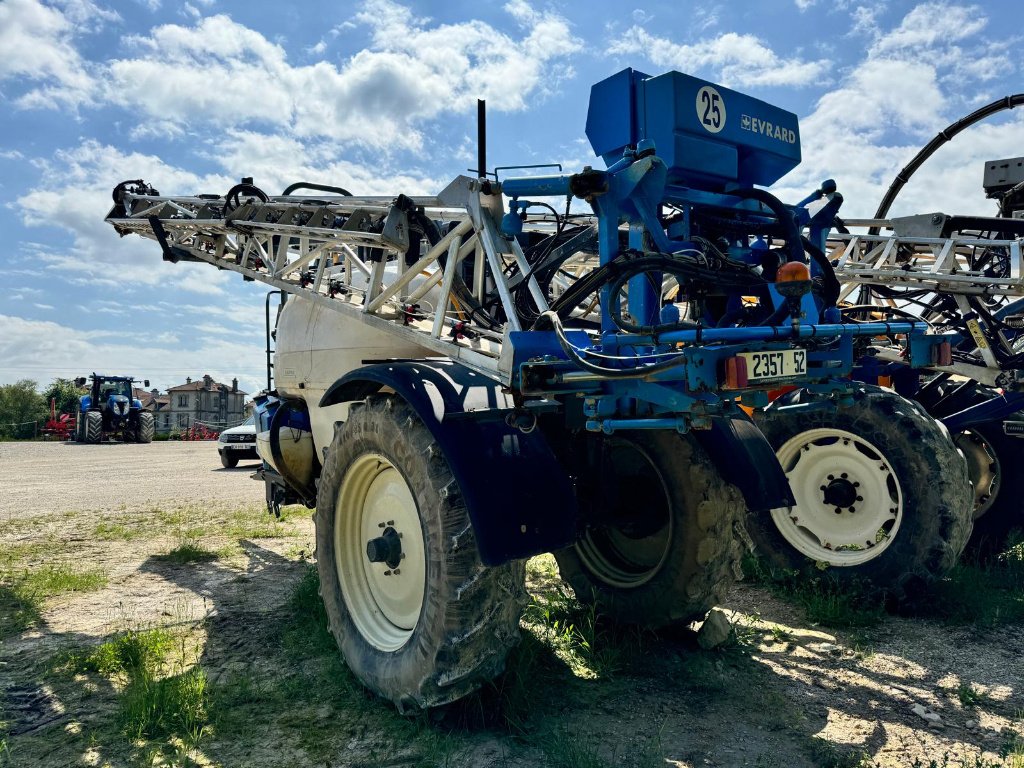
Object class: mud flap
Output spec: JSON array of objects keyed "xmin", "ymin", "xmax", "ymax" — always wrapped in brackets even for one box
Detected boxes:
[
  {"xmin": 321, "ymin": 361, "xmax": 577, "ymax": 566},
  {"xmin": 692, "ymin": 415, "xmax": 794, "ymax": 513}
]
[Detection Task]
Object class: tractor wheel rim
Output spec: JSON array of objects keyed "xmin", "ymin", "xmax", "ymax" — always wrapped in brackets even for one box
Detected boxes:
[
  {"xmin": 335, "ymin": 453, "xmax": 425, "ymax": 652},
  {"xmin": 574, "ymin": 443, "xmax": 672, "ymax": 589},
  {"xmin": 954, "ymin": 430, "xmax": 1000, "ymax": 520},
  {"xmin": 770, "ymin": 428, "xmax": 903, "ymax": 566}
]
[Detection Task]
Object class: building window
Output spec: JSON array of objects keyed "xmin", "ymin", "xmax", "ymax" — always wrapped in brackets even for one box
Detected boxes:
[
  {"xmin": 178, "ymin": 414, "xmax": 189, "ymax": 428},
  {"xmin": 164, "ymin": 415, "xmax": 170, "ymax": 428},
  {"xmin": 178, "ymin": 394, "xmax": 189, "ymax": 407}
]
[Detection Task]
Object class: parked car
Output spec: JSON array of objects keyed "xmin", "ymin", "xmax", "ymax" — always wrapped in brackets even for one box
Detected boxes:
[{"xmin": 217, "ymin": 415, "xmax": 258, "ymax": 468}]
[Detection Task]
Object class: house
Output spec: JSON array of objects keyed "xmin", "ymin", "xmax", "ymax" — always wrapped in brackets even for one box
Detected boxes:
[
  {"xmin": 166, "ymin": 375, "xmax": 249, "ymax": 432},
  {"xmin": 135, "ymin": 388, "xmax": 172, "ymax": 434}
]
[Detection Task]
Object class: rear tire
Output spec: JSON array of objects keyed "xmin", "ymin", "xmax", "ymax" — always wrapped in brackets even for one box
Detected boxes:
[
  {"xmin": 315, "ymin": 395, "xmax": 525, "ymax": 712},
  {"xmin": 84, "ymin": 411, "xmax": 102, "ymax": 444},
  {"xmin": 554, "ymin": 431, "xmax": 744, "ymax": 627},
  {"xmin": 137, "ymin": 412, "xmax": 155, "ymax": 444},
  {"xmin": 955, "ymin": 423, "xmax": 1024, "ymax": 555},
  {"xmin": 220, "ymin": 452, "xmax": 238, "ymax": 469},
  {"xmin": 751, "ymin": 386, "xmax": 973, "ymax": 592}
]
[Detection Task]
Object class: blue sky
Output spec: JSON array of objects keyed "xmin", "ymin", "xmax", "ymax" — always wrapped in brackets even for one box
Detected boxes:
[{"xmin": 1, "ymin": 0, "xmax": 1022, "ymax": 395}]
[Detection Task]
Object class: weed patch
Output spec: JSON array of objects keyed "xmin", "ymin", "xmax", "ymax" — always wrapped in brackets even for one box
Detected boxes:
[
  {"xmin": 0, "ymin": 565, "xmax": 106, "ymax": 636},
  {"xmin": 921, "ymin": 546, "xmax": 1024, "ymax": 627},
  {"xmin": 154, "ymin": 540, "xmax": 218, "ymax": 565},
  {"xmin": 743, "ymin": 555, "xmax": 885, "ymax": 628}
]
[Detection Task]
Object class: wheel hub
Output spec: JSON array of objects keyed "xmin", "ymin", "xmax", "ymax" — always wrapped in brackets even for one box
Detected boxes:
[
  {"xmin": 821, "ymin": 477, "xmax": 858, "ymax": 510},
  {"xmin": 366, "ymin": 527, "xmax": 403, "ymax": 569},
  {"xmin": 770, "ymin": 428, "xmax": 903, "ymax": 566}
]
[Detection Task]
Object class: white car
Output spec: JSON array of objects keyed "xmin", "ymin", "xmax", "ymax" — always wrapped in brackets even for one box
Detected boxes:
[{"xmin": 217, "ymin": 415, "xmax": 259, "ymax": 468}]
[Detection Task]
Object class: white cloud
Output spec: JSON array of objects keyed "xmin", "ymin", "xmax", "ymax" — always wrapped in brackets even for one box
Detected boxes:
[
  {"xmin": 15, "ymin": 141, "xmax": 237, "ymax": 295},
  {"xmin": 0, "ymin": 313, "xmax": 267, "ymax": 394},
  {"xmin": 0, "ymin": 0, "xmax": 99, "ymax": 109},
  {"xmin": 607, "ymin": 28, "xmax": 827, "ymax": 88},
  {"xmin": 97, "ymin": 2, "xmax": 580, "ymax": 152},
  {"xmin": 772, "ymin": 2, "xmax": 1024, "ymax": 218}
]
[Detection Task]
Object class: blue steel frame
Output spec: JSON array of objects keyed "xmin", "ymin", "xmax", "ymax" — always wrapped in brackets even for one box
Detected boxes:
[{"xmin": 497, "ymin": 69, "xmax": 954, "ymax": 434}]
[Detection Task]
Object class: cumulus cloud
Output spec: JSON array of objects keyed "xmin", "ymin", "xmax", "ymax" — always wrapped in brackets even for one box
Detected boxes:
[
  {"xmin": 773, "ymin": 2, "xmax": 1024, "ymax": 218},
  {"xmin": 0, "ymin": 313, "xmax": 267, "ymax": 394},
  {"xmin": 15, "ymin": 141, "xmax": 237, "ymax": 294},
  {"xmin": 98, "ymin": 1, "xmax": 580, "ymax": 152},
  {"xmin": 607, "ymin": 27, "xmax": 827, "ymax": 88},
  {"xmin": 0, "ymin": 0, "xmax": 101, "ymax": 109}
]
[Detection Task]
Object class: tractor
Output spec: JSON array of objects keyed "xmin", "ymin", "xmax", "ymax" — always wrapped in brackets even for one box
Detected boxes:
[{"xmin": 74, "ymin": 373, "xmax": 155, "ymax": 444}]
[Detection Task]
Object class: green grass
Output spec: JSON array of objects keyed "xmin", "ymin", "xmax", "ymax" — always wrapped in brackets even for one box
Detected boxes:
[
  {"xmin": 0, "ymin": 565, "xmax": 107, "ymax": 636},
  {"xmin": 956, "ymin": 682, "xmax": 988, "ymax": 708},
  {"xmin": 60, "ymin": 628, "xmax": 174, "ymax": 678},
  {"xmin": 58, "ymin": 626, "xmax": 211, "ymax": 748},
  {"xmin": 92, "ymin": 521, "xmax": 142, "ymax": 541},
  {"xmin": 920, "ymin": 544, "xmax": 1024, "ymax": 627},
  {"xmin": 120, "ymin": 665, "xmax": 209, "ymax": 743},
  {"xmin": 742, "ymin": 554, "xmax": 886, "ymax": 628},
  {"xmin": 154, "ymin": 540, "xmax": 218, "ymax": 565}
]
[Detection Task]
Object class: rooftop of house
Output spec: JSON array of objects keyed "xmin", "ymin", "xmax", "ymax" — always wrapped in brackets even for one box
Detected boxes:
[{"xmin": 166, "ymin": 374, "xmax": 247, "ymax": 395}]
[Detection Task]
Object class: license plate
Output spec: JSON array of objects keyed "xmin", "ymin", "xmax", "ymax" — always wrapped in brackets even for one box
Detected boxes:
[{"xmin": 739, "ymin": 349, "xmax": 807, "ymax": 382}]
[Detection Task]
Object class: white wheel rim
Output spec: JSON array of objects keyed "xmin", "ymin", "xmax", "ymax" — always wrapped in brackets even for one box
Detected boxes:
[
  {"xmin": 335, "ymin": 453, "xmax": 425, "ymax": 652},
  {"xmin": 770, "ymin": 428, "xmax": 903, "ymax": 567}
]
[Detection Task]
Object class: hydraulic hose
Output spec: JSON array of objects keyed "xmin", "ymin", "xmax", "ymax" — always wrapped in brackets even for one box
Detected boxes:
[
  {"xmin": 730, "ymin": 187, "xmax": 804, "ymax": 263},
  {"xmin": 280, "ymin": 182, "xmax": 353, "ymax": 196}
]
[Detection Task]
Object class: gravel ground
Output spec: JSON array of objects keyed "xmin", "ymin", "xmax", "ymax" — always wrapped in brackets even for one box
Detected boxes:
[
  {"xmin": 1, "ymin": 440, "xmax": 1021, "ymax": 767},
  {"xmin": 0, "ymin": 441, "xmax": 264, "ymax": 521}
]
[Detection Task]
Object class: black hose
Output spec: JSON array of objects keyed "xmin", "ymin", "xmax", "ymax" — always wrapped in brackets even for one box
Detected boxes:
[
  {"xmin": 730, "ymin": 187, "xmax": 804, "ymax": 263},
  {"xmin": 280, "ymin": 182, "xmax": 353, "ymax": 196},
  {"xmin": 538, "ymin": 310, "xmax": 691, "ymax": 378},
  {"xmin": 801, "ymin": 236, "xmax": 841, "ymax": 307}
]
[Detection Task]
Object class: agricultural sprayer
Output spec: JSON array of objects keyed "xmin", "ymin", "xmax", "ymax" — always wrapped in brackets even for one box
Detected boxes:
[{"xmin": 104, "ymin": 68, "xmax": 972, "ymax": 710}]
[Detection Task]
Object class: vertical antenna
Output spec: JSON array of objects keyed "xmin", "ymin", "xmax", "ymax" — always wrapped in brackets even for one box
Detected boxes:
[{"xmin": 477, "ymin": 99, "xmax": 487, "ymax": 179}]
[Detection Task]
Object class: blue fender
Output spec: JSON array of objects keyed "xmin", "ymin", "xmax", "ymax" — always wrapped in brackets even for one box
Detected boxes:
[
  {"xmin": 320, "ymin": 361, "xmax": 577, "ymax": 566},
  {"xmin": 80, "ymin": 395, "xmax": 92, "ymax": 412},
  {"xmin": 692, "ymin": 414, "xmax": 795, "ymax": 513}
]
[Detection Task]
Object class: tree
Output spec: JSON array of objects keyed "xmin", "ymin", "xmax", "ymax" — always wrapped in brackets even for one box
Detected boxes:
[
  {"xmin": 42, "ymin": 378, "xmax": 84, "ymax": 417},
  {"xmin": 0, "ymin": 380, "xmax": 47, "ymax": 440}
]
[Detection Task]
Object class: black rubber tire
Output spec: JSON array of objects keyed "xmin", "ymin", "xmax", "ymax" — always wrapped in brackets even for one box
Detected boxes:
[
  {"xmin": 955, "ymin": 423, "xmax": 1024, "ymax": 555},
  {"xmin": 137, "ymin": 412, "xmax": 155, "ymax": 444},
  {"xmin": 751, "ymin": 385, "xmax": 973, "ymax": 592},
  {"xmin": 75, "ymin": 413, "xmax": 86, "ymax": 442},
  {"xmin": 553, "ymin": 431, "xmax": 744, "ymax": 627},
  {"xmin": 315, "ymin": 395, "xmax": 525, "ymax": 712},
  {"xmin": 84, "ymin": 411, "xmax": 103, "ymax": 444},
  {"xmin": 220, "ymin": 451, "xmax": 239, "ymax": 469}
]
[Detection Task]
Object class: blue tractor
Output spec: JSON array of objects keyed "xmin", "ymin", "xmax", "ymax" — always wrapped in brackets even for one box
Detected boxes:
[{"xmin": 74, "ymin": 373, "xmax": 155, "ymax": 444}]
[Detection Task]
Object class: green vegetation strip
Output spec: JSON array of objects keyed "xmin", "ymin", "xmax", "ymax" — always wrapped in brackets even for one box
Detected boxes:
[{"xmin": 0, "ymin": 565, "xmax": 107, "ymax": 637}]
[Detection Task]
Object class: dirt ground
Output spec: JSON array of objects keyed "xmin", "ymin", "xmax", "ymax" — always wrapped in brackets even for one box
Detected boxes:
[{"xmin": 0, "ymin": 442, "xmax": 1022, "ymax": 768}]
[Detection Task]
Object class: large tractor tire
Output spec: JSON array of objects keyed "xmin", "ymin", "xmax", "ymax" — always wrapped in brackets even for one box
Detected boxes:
[
  {"xmin": 750, "ymin": 386, "xmax": 973, "ymax": 593},
  {"xmin": 315, "ymin": 395, "xmax": 525, "ymax": 712},
  {"xmin": 84, "ymin": 411, "xmax": 103, "ymax": 444},
  {"xmin": 75, "ymin": 413, "xmax": 86, "ymax": 442},
  {"xmin": 136, "ymin": 412, "xmax": 155, "ymax": 444},
  {"xmin": 955, "ymin": 423, "xmax": 1024, "ymax": 555},
  {"xmin": 554, "ymin": 431, "xmax": 744, "ymax": 627}
]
